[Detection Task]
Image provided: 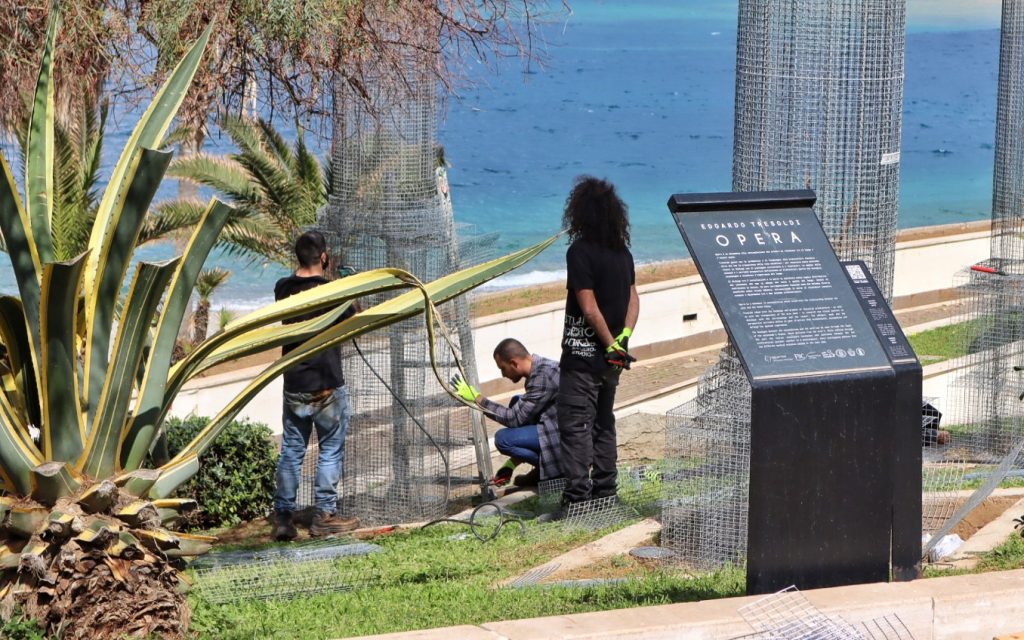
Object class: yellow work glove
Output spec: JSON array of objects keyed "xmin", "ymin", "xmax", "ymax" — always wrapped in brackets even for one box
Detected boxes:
[
  {"xmin": 614, "ymin": 327, "xmax": 633, "ymax": 351},
  {"xmin": 449, "ymin": 372, "xmax": 480, "ymax": 403},
  {"xmin": 604, "ymin": 340, "xmax": 636, "ymax": 371}
]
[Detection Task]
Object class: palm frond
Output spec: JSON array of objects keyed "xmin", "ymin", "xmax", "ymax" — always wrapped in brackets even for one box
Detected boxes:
[
  {"xmin": 141, "ymin": 200, "xmax": 207, "ymax": 245},
  {"xmin": 258, "ymin": 118, "xmax": 294, "ymax": 168},
  {"xmin": 167, "ymin": 154, "xmax": 260, "ymax": 204},
  {"xmin": 194, "ymin": 267, "xmax": 231, "ymax": 299}
]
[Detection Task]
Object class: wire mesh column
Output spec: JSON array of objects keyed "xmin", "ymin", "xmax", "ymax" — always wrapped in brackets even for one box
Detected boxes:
[
  {"xmin": 664, "ymin": 0, "xmax": 908, "ymax": 571},
  {"xmin": 929, "ymin": 0, "xmax": 1024, "ymax": 552},
  {"xmin": 314, "ymin": 52, "xmax": 489, "ymax": 526},
  {"xmin": 733, "ymin": 0, "xmax": 906, "ymax": 299}
]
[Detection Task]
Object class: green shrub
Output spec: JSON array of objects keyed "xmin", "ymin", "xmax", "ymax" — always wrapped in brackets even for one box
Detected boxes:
[
  {"xmin": 161, "ymin": 416, "xmax": 278, "ymax": 530},
  {"xmin": 0, "ymin": 612, "xmax": 49, "ymax": 640}
]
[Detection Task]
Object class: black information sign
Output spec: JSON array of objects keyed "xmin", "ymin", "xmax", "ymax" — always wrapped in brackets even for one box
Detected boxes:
[
  {"xmin": 670, "ymin": 190, "xmax": 912, "ymax": 594},
  {"xmin": 672, "ymin": 203, "xmax": 890, "ymax": 380}
]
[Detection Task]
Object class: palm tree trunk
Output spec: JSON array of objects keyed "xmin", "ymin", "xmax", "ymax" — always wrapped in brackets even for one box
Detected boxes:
[{"xmin": 192, "ymin": 299, "xmax": 210, "ymax": 345}]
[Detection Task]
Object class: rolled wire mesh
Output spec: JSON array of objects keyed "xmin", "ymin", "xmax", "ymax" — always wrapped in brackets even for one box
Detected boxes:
[
  {"xmin": 301, "ymin": 50, "xmax": 490, "ymax": 526},
  {"xmin": 534, "ymin": 461, "xmax": 663, "ymax": 531},
  {"xmin": 927, "ymin": 2, "xmax": 1024, "ymax": 552},
  {"xmin": 661, "ymin": 349, "xmax": 751, "ymax": 571},
  {"xmin": 191, "ymin": 539, "xmax": 383, "ymax": 604},
  {"xmin": 732, "ymin": 0, "xmax": 906, "ymax": 299}
]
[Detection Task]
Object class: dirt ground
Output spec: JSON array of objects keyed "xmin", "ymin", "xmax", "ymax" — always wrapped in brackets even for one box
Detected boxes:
[{"xmin": 950, "ymin": 495, "xmax": 1020, "ymax": 541}]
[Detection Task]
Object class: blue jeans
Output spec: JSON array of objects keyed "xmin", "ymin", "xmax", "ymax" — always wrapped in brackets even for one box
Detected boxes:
[
  {"xmin": 494, "ymin": 425, "xmax": 541, "ymax": 466},
  {"xmin": 274, "ymin": 386, "xmax": 352, "ymax": 514}
]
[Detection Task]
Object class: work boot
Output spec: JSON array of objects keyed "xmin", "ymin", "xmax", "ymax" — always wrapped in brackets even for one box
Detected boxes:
[
  {"xmin": 310, "ymin": 511, "xmax": 360, "ymax": 537},
  {"xmin": 513, "ymin": 467, "xmax": 540, "ymax": 488},
  {"xmin": 272, "ymin": 510, "xmax": 297, "ymax": 542}
]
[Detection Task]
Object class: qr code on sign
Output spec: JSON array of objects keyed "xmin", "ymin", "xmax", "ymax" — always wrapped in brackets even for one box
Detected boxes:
[{"xmin": 845, "ymin": 264, "xmax": 867, "ymax": 282}]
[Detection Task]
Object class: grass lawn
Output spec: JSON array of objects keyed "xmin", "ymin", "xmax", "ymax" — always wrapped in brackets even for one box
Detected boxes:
[
  {"xmin": 908, "ymin": 320, "xmax": 978, "ymax": 364},
  {"xmin": 188, "ymin": 513, "xmax": 744, "ymax": 639}
]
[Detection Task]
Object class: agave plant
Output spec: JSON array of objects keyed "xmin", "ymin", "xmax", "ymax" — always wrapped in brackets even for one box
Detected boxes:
[{"xmin": 0, "ymin": 13, "xmax": 554, "ymax": 639}]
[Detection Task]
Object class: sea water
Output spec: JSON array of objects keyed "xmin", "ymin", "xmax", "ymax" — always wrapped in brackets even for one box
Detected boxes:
[{"xmin": 0, "ymin": 0, "xmax": 1005, "ymax": 308}]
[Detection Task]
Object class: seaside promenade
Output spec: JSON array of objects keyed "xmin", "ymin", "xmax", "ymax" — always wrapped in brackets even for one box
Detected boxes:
[{"xmin": 172, "ymin": 219, "xmax": 989, "ymax": 434}]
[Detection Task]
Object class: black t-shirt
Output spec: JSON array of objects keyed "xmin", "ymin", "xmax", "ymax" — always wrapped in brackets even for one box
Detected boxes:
[
  {"xmin": 559, "ymin": 239, "xmax": 635, "ymax": 373},
  {"xmin": 274, "ymin": 274, "xmax": 356, "ymax": 393}
]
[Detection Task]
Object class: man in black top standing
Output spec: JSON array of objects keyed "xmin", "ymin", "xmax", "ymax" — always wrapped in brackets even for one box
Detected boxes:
[
  {"xmin": 271, "ymin": 231, "xmax": 359, "ymax": 540},
  {"xmin": 557, "ymin": 176, "xmax": 639, "ymax": 510}
]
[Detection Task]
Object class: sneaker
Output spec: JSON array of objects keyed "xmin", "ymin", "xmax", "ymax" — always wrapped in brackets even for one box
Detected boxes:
[
  {"xmin": 490, "ymin": 465, "xmax": 515, "ymax": 487},
  {"xmin": 310, "ymin": 511, "xmax": 360, "ymax": 537},
  {"xmin": 272, "ymin": 510, "xmax": 297, "ymax": 542},
  {"xmin": 513, "ymin": 467, "xmax": 540, "ymax": 487}
]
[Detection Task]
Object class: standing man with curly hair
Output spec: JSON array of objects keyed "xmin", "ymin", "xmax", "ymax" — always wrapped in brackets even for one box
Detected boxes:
[{"xmin": 556, "ymin": 175, "xmax": 639, "ymax": 513}]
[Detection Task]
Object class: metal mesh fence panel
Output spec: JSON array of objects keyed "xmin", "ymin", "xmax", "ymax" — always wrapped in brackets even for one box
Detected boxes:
[
  {"xmin": 307, "ymin": 53, "xmax": 490, "ymax": 526},
  {"xmin": 929, "ymin": 3, "xmax": 1024, "ymax": 552},
  {"xmin": 662, "ymin": 349, "xmax": 751, "ymax": 571},
  {"xmin": 732, "ymin": 0, "xmax": 906, "ymax": 299},
  {"xmin": 734, "ymin": 586, "xmax": 916, "ymax": 640}
]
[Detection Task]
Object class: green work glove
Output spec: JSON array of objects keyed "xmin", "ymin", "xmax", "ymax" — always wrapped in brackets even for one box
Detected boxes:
[
  {"xmin": 449, "ymin": 372, "xmax": 480, "ymax": 403},
  {"xmin": 615, "ymin": 327, "xmax": 633, "ymax": 352}
]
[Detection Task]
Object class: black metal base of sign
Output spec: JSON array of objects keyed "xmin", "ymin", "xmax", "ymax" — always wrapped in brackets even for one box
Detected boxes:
[{"xmin": 748, "ymin": 374, "xmax": 895, "ymax": 594}]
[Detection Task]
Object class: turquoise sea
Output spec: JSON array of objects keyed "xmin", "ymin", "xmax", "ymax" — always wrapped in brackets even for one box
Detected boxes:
[{"xmin": 0, "ymin": 0, "xmax": 1007, "ymax": 308}]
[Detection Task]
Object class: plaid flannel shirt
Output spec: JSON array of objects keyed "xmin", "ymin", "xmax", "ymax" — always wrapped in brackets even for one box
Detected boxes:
[{"xmin": 478, "ymin": 354, "xmax": 563, "ymax": 480}]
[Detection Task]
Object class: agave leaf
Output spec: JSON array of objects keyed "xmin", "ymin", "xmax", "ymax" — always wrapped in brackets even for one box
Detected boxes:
[
  {"xmin": 30, "ymin": 461, "xmax": 82, "ymax": 506},
  {"xmin": 77, "ymin": 480, "xmax": 117, "ymax": 514},
  {"xmin": 75, "ymin": 519, "xmax": 118, "ymax": 548},
  {"xmin": 80, "ymin": 259, "xmax": 179, "ymax": 478},
  {"xmin": 165, "ymin": 237, "xmax": 557, "ymax": 470},
  {"xmin": 162, "ymin": 268, "xmax": 411, "ymax": 403},
  {"xmin": 113, "ymin": 469, "xmax": 161, "ymax": 498},
  {"xmin": 81, "ymin": 149, "xmax": 174, "ymax": 423},
  {"xmin": 0, "ymin": 156, "xmax": 43, "ymax": 382},
  {"xmin": 39, "ymin": 254, "xmax": 88, "ymax": 462},
  {"xmin": 148, "ymin": 454, "xmax": 199, "ymax": 500},
  {"xmin": 120, "ymin": 199, "xmax": 232, "ymax": 471},
  {"xmin": 0, "ymin": 296, "xmax": 38, "ymax": 428},
  {"xmin": 153, "ymin": 498, "xmax": 197, "ymax": 527},
  {"xmin": 0, "ymin": 547, "xmax": 20, "ymax": 570},
  {"xmin": 41, "ymin": 510, "xmax": 78, "ymax": 542},
  {"xmin": 83, "ymin": 24, "xmax": 211, "ymax": 336},
  {"xmin": 7, "ymin": 505, "xmax": 48, "ymax": 538},
  {"xmin": 114, "ymin": 501, "xmax": 159, "ymax": 528},
  {"xmin": 124, "ymin": 265, "xmax": 408, "ymax": 471},
  {"xmin": 110, "ymin": 531, "xmax": 145, "ymax": 560},
  {"xmin": 167, "ymin": 531, "xmax": 215, "ymax": 557},
  {"xmin": 0, "ymin": 497, "xmax": 13, "ymax": 524},
  {"xmin": 23, "ymin": 5, "xmax": 59, "ymax": 264},
  {"xmin": 0, "ymin": 383, "xmax": 43, "ymax": 495},
  {"xmin": 183, "ymin": 302, "xmax": 352, "ymax": 378},
  {"xmin": 135, "ymin": 528, "xmax": 179, "ymax": 552}
]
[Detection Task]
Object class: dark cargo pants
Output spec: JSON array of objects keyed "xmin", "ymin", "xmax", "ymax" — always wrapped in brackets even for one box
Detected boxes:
[{"xmin": 556, "ymin": 367, "xmax": 620, "ymax": 504}]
